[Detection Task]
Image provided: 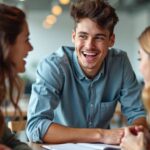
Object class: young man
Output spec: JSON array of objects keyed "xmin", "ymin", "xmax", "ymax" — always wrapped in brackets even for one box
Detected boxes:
[{"xmin": 26, "ymin": 0, "xmax": 147, "ymax": 144}]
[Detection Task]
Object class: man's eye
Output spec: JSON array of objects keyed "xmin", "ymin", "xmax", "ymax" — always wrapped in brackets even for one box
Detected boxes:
[
  {"xmin": 79, "ymin": 35, "xmax": 86, "ymax": 39},
  {"xmin": 95, "ymin": 37, "xmax": 105, "ymax": 41}
]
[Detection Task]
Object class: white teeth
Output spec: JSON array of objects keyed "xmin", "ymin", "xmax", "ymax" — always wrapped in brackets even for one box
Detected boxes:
[
  {"xmin": 83, "ymin": 51, "xmax": 97, "ymax": 56},
  {"xmin": 23, "ymin": 55, "xmax": 28, "ymax": 60},
  {"xmin": 23, "ymin": 57, "xmax": 27, "ymax": 61}
]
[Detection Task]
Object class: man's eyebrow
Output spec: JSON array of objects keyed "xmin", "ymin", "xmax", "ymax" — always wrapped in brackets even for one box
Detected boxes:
[
  {"xmin": 96, "ymin": 33, "xmax": 107, "ymax": 37},
  {"xmin": 78, "ymin": 32, "xmax": 107, "ymax": 37},
  {"xmin": 78, "ymin": 32, "xmax": 88, "ymax": 34}
]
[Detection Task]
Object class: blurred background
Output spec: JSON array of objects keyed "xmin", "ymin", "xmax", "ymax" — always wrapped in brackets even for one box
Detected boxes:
[
  {"xmin": 1, "ymin": 0, "xmax": 150, "ymax": 128},
  {"xmin": 1, "ymin": 0, "xmax": 150, "ymax": 85}
]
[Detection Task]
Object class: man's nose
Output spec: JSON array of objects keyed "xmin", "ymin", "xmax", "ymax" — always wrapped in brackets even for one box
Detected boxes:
[{"xmin": 85, "ymin": 38, "xmax": 95, "ymax": 49}]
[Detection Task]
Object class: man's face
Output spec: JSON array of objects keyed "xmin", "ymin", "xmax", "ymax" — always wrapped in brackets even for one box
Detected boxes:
[{"xmin": 72, "ymin": 18, "xmax": 115, "ymax": 78}]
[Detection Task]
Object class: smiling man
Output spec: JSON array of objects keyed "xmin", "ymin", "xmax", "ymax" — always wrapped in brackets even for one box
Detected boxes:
[
  {"xmin": 26, "ymin": 0, "xmax": 147, "ymax": 144},
  {"xmin": 72, "ymin": 18, "xmax": 114, "ymax": 78}
]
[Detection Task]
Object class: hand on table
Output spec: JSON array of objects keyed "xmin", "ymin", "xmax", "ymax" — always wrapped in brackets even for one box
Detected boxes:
[
  {"xmin": 100, "ymin": 128, "xmax": 124, "ymax": 145},
  {"xmin": 120, "ymin": 127, "xmax": 146, "ymax": 150}
]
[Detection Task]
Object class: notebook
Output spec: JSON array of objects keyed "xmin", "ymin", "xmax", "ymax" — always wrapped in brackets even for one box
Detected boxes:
[
  {"xmin": 42, "ymin": 143, "xmax": 121, "ymax": 150},
  {"xmin": 78, "ymin": 143, "xmax": 120, "ymax": 150}
]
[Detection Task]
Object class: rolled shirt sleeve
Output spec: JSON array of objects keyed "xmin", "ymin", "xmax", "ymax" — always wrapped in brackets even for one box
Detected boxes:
[
  {"xmin": 119, "ymin": 52, "xmax": 145, "ymax": 124},
  {"xmin": 26, "ymin": 55, "xmax": 64, "ymax": 142}
]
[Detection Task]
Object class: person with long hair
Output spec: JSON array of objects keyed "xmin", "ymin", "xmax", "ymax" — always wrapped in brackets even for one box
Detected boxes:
[
  {"xmin": 120, "ymin": 26, "xmax": 150, "ymax": 150},
  {"xmin": 0, "ymin": 3, "xmax": 32, "ymax": 150}
]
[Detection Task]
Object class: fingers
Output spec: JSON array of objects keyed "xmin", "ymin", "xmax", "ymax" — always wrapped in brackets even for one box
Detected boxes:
[
  {"xmin": 120, "ymin": 143, "xmax": 125, "ymax": 150},
  {"xmin": 134, "ymin": 125, "xmax": 144, "ymax": 132},
  {"xmin": 124, "ymin": 127, "xmax": 131, "ymax": 136},
  {"xmin": 127, "ymin": 125, "xmax": 144, "ymax": 136},
  {"xmin": 120, "ymin": 127, "xmax": 146, "ymax": 150}
]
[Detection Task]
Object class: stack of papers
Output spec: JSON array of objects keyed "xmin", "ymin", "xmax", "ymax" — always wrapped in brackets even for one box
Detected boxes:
[{"xmin": 42, "ymin": 143, "xmax": 121, "ymax": 150}]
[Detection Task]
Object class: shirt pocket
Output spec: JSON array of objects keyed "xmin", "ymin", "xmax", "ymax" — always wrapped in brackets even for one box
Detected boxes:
[{"xmin": 98, "ymin": 100, "xmax": 118, "ymax": 126}]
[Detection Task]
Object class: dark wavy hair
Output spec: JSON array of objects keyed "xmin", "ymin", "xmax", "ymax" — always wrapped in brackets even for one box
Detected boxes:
[
  {"xmin": 0, "ymin": 3, "xmax": 26, "ymax": 135},
  {"xmin": 70, "ymin": 0, "xmax": 119, "ymax": 35}
]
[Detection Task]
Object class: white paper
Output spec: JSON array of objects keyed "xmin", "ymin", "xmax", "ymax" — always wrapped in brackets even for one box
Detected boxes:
[
  {"xmin": 78, "ymin": 143, "xmax": 121, "ymax": 150},
  {"xmin": 42, "ymin": 143, "xmax": 92, "ymax": 150},
  {"xmin": 42, "ymin": 143, "xmax": 121, "ymax": 150}
]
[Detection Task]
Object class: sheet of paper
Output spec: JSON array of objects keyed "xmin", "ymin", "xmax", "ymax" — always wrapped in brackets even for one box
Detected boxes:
[
  {"xmin": 42, "ymin": 143, "xmax": 93, "ymax": 150},
  {"xmin": 42, "ymin": 143, "xmax": 121, "ymax": 150},
  {"xmin": 77, "ymin": 143, "xmax": 121, "ymax": 150}
]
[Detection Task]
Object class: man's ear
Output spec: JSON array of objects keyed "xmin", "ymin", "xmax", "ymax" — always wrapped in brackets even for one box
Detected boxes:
[
  {"xmin": 72, "ymin": 30, "xmax": 76, "ymax": 43},
  {"xmin": 109, "ymin": 33, "xmax": 115, "ymax": 47}
]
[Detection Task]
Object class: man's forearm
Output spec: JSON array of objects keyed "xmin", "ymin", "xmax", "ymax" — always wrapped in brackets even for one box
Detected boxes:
[
  {"xmin": 43, "ymin": 123, "xmax": 124, "ymax": 144},
  {"xmin": 43, "ymin": 123, "xmax": 100, "ymax": 143}
]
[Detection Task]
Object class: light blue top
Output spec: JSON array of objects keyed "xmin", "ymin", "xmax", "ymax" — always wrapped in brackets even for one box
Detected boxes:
[{"xmin": 26, "ymin": 46, "xmax": 146, "ymax": 143}]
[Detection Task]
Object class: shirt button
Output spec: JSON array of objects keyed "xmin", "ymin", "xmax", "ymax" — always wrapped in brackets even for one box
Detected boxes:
[
  {"xmin": 90, "ymin": 104, "xmax": 93, "ymax": 107},
  {"xmin": 89, "ymin": 122, "xmax": 92, "ymax": 125}
]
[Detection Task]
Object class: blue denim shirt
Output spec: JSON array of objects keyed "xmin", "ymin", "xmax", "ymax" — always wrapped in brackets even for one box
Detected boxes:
[{"xmin": 26, "ymin": 46, "xmax": 146, "ymax": 143}]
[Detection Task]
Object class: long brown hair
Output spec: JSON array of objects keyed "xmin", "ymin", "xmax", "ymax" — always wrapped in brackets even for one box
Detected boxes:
[
  {"xmin": 0, "ymin": 3, "xmax": 26, "ymax": 135},
  {"xmin": 139, "ymin": 26, "xmax": 150, "ymax": 125},
  {"xmin": 142, "ymin": 86, "xmax": 150, "ymax": 125}
]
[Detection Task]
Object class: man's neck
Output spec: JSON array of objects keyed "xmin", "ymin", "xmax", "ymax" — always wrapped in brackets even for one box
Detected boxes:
[{"xmin": 82, "ymin": 65, "xmax": 102, "ymax": 79}]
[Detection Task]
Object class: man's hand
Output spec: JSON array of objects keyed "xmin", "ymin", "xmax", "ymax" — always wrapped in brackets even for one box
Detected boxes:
[{"xmin": 99, "ymin": 128, "xmax": 124, "ymax": 144}]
